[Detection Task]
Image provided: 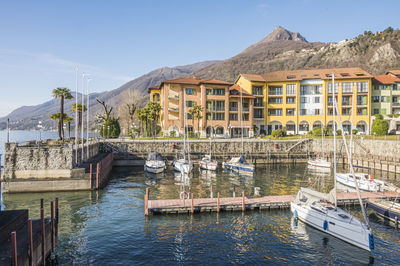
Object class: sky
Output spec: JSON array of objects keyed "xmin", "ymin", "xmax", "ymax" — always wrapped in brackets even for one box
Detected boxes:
[{"xmin": 1, "ymin": 0, "xmax": 400, "ymax": 117}]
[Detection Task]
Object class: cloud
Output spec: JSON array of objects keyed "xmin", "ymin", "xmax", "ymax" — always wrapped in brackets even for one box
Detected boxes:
[{"xmin": 0, "ymin": 49, "xmax": 133, "ymax": 82}]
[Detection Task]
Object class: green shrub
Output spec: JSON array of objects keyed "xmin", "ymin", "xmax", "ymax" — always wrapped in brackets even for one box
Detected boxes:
[
  {"xmin": 387, "ymin": 114, "xmax": 393, "ymax": 118},
  {"xmin": 374, "ymin": 114, "xmax": 384, "ymax": 120},
  {"xmin": 395, "ymin": 114, "xmax": 400, "ymax": 118},
  {"xmin": 271, "ymin": 129, "xmax": 286, "ymax": 137},
  {"xmin": 336, "ymin": 129, "xmax": 342, "ymax": 136},
  {"xmin": 100, "ymin": 118, "xmax": 120, "ymax": 138},
  {"xmin": 170, "ymin": 130, "xmax": 176, "ymax": 137},
  {"xmin": 371, "ymin": 118, "xmax": 389, "ymax": 136},
  {"xmin": 323, "ymin": 126, "xmax": 333, "ymax": 136},
  {"xmin": 352, "ymin": 129, "xmax": 358, "ymax": 135},
  {"xmin": 313, "ymin": 128, "xmax": 322, "ymax": 137}
]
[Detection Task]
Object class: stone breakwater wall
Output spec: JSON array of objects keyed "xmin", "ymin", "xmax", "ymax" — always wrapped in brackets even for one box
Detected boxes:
[
  {"xmin": 311, "ymin": 138, "xmax": 400, "ymax": 158},
  {"xmin": 103, "ymin": 139, "xmax": 312, "ymax": 163},
  {"xmin": 3, "ymin": 141, "xmax": 100, "ymax": 181}
]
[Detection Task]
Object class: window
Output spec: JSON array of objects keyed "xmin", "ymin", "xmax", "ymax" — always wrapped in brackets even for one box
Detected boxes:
[
  {"xmin": 373, "ymin": 96, "xmax": 380, "ymax": 103},
  {"xmin": 186, "ymin": 88, "xmax": 195, "ymax": 95},
  {"xmin": 300, "ymin": 109, "xmax": 307, "ymax": 115},
  {"xmin": 356, "ymin": 82, "xmax": 368, "ymax": 92},
  {"xmin": 268, "ymin": 86, "xmax": 282, "ymax": 95},
  {"xmin": 286, "ymin": 84, "xmax": 296, "ymax": 95},
  {"xmin": 242, "ymin": 114, "xmax": 249, "ymax": 121},
  {"xmin": 394, "ymin": 96, "xmax": 398, "ymax": 103},
  {"xmin": 374, "ymin": 85, "xmax": 379, "ymax": 91},
  {"xmin": 229, "ymin": 101, "xmax": 238, "ymax": 111},
  {"xmin": 215, "ymin": 101, "xmax": 225, "ymax": 111},
  {"xmin": 252, "ymin": 86, "xmax": 263, "ymax": 96},
  {"xmin": 269, "ymin": 97, "xmax": 283, "ymax": 104},
  {"xmin": 214, "ymin": 88, "xmax": 225, "ymax": 95},
  {"xmin": 242, "ymin": 102, "xmax": 249, "ymax": 111},
  {"xmin": 342, "ymin": 108, "xmax": 350, "ymax": 115},
  {"xmin": 381, "ymin": 109, "xmax": 387, "ymax": 115},
  {"xmin": 380, "ymin": 85, "xmax": 387, "ymax": 90},
  {"xmin": 314, "ymin": 109, "xmax": 320, "ymax": 115},
  {"xmin": 207, "ymin": 113, "xmax": 225, "ymax": 120},
  {"xmin": 381, "ymin": 96, "xmax": 387, "ymax": 102},
  {"xmin": 357, "ymin": 108, "xmax": 367, "ymax": 115},
  {"xmin": 286, "ymin": 97, "xmax": 295, "ymax": 104},
  {"xmin": 186, "ymin": 101, "xmax": 193, "ymax": 107},
  {"xmin": 206, "ymin": 89, "xmax": 212, "ymax": 95},
  {"xmin": 229, "ymin": 113, "xmax": 238, "ymax": 120},
  {"xmin": 357, "ymin": 96, "xmax": 367, "ymax": 105},
  {"xmin": 187, "ymin": 113, "xmax": 193, "ymax": 119},
  {"xmin": 342, "ymin": 82, "xmax": 353, "ymax": 93},
  {"xmin": 254, "ymin": 109, "xmax": 263, "ymax": 118},
  {"xmin": 301, "ymin": 97, "xmax": 308, "ymax": 103},
  {"xmin": 254, "ymin": 98, "xmax": 263, "ymax": 107},
  {"xmin": 268, "ymin": 109, "xmax": 282, "ymax": 116},
  {"xmin": 286, "ymin": 108, "xmax": 296, "ymax": 116},
  {"xmin": 373, "ymin": 108, "xmax": 379, "ymax": 115},
  {"xmin": 314, "ymin": 97, "xmax": 320, "ymax": 103},
  {"xmin": 300, "ymin": 86, "xmax": 307, "ymax": 95},
  {"xmin": 327, "ymin": 83, "xmax": 339, "ymax": 93}
]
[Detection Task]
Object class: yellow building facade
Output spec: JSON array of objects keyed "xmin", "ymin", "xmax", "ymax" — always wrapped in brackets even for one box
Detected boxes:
[{"xmin": 236, "ymin": 68, "xmax": 372, "ymax": 135}]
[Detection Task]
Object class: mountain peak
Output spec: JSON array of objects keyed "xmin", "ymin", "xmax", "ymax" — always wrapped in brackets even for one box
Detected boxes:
[{"xmin": 262, "ymin": 26, "xmax": 307, "ymax": 43}]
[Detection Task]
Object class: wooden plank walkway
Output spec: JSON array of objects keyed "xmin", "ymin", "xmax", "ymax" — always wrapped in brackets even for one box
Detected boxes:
[{"xmin": 147, "ymin": 191, "xmax": 400, "ymax": 215}]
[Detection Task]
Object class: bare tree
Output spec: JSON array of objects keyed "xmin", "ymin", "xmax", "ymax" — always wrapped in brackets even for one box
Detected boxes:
[{"xmin": 117, "ymin": 89, "xmax": 147, "ymax": 136}]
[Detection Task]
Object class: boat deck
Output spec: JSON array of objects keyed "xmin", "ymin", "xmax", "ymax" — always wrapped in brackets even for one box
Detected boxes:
[{"xmin": 146, "ymin": 191, "xmax": 400, "ymax": 215}]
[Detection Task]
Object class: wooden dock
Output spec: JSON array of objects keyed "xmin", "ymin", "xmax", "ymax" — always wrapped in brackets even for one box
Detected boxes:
[{"xmin": 146, "ymin": 191, "xmax": 400, "ymax": 215}]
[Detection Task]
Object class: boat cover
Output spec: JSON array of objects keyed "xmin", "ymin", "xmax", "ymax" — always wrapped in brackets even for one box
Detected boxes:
[
  {"xmin": 147, "ymin": 152, "xmax": 163, "ymax": 161},
  {"xmin": 294, "ymin": 187, "xmax": 336, "ymax": 206}
]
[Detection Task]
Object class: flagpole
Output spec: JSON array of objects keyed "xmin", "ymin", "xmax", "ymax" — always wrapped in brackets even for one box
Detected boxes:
[
  {"xmin": 86, "ymin": 78, "xmax": 92, "ymax": 159},
  {"xmin": 75, "ymin": 66, "xmax": 79, "ymax": 165}
]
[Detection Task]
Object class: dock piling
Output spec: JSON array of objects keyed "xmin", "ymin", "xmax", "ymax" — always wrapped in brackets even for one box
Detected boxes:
[
  {"xmin": 40, "ymin": 199, "xmax": 45, "ymax": 266},
  {"xmin": 11, "ymin": 231, "xmax": 17, "ymax": 266},
  {"xmin": 242, "ymin": 192, "xmax": 245, "ymax": 212},
  {"xmin": 28, "ymin": 219, "xmax": 33, "ymax": 266},
  {"xmin": 144, "ymin": 187, "xmax": 149, "ymax": 216},
  {"xmin": 191, "ymin": 193, "xmax": 194, "ymax": 214},
  {"xmin": 217, "ymin": 192, "xmax": 220, "ymax": 213},
  {"xmin": 50, "ymin": 201, "xmax": 54, "ymax": 251},
  {"xmin": 96, "ymin": 163, "xmax": 100, "ymax": 189},
  {"xmin": 55, "ymin": 197, "xmax": 59, "ymax": 244}
]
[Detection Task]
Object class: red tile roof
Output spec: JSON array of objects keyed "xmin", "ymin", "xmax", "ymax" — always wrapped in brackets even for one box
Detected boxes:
[
  {"xmin": 373, "ymin": 74, "xmax": 400, "ymax": 85},
  {"xmin": 229, "ymin": 84, "xmax": 255, "ymax": 98},
  {"xmin": 387, "ymin": 70, "xmax": 400, "ymax": 76},
  {"xmin": 160, "ymin": 77, "xmax": 231, "ymax": 86}
]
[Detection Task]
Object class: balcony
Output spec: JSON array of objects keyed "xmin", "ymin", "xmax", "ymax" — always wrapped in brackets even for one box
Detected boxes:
[
  {"xmin": 229, "ymin": 107, "xmax": 238, "ymax": 112},
  {"xmin": 392, "ymin": 102, "xmax": 400, "ymax": 107},
  {"xmin": 342, "ymin": 89, "xmax": 353, "ymax": 94},
  {"xmin": 357, "ymin": 89, "xmax": 368, "ymax": 94},
  {"xmin": 242, "ymin": 107, "xmax": 250, "ymax": 112},
  {"xmin": 168, "ymin": 94, "xmax": 179, "ymax": 100},
  {"xmin": 254, "ymin": 102, "xmax": 264, "ymax": 108},
  {"xmin": 168, "ymin": 106, "xmax": 179, "ymax": 112}
]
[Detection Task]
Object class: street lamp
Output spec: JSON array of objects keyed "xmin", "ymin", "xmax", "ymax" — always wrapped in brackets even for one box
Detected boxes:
[
  {"xmin": 81, "ymin": 72, "xmax": 90, "ymax": 162},
  {"xmin": 37, "ymin": 121, "xmax": 43, "ymax": 142},
  {"xmin": 86, "ymin": 77, "xmax": 92, "ymax": 159},
  {"xmin": 75, "ymin": 66, "xmax": 79, "ymax": 164}
]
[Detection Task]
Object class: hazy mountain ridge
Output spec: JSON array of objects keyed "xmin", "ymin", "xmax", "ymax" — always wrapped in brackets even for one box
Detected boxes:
[{"xmin": 3, "ymin": 26, "xmax": 400, "ymax": 130}]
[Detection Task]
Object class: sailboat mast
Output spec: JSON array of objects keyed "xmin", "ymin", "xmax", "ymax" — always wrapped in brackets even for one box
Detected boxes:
[
  {"xmin": 332, "ymin": 73, "xmax": 337, "ymax": 208},
  {"xmin": 183, "ymin": 89, "xmax": 186, "ymax": 161},
  {"xmin": 240, "ymin": 86, "xmax": 244, "ymax": 154},
  {"xmin": 210, "ymin": 101, "xmax": 213, "ymax": 158},
  {"xmin": 350, "ymin": 90, "xmax": 355, "ymax": 163}
]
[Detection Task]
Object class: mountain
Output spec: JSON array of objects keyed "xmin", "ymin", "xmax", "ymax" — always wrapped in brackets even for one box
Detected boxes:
[
  {"xmin": 4, "ymin": 26, "xmax": 400, "ymax": 130},
  {"xmin": 0, "ymin": 60, "xmax": 218, "ymax": 130},
  {"xmin": 196, "ymin": 26, "xmax": 400, "ymax": 82}
]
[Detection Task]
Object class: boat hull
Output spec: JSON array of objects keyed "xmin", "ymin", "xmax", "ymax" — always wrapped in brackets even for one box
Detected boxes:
[
  {"xmin": 336, "ymin": 173, "xmax": 384, "ymax": 192},
  {"xmin": 307, "ymin": 159, "xmax": 331, "ymax": 168},
  {"xmin": 172, "ymin": 160, "xmax": 193, "ymax": 174},
  {"xmin": 199, "ymin": 160, "xmax": 217, "ymax": 171},
  {"xmin": 223, "ymin": 162, "xmax": 254, "ymax": 176},
  {"xmin": 144, "ymin": 161, "xmax": 166, "ymax": 173},
  {"xmin": 366, "ymin": 199, "xmax": 400, "ymax": 223},
  {"xmin": 291, "ymin": 202, "xmax": 372, "ymax": 251}
]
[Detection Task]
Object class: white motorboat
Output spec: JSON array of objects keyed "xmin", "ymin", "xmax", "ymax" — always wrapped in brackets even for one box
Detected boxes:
[
  {"xmin": 199, "ymin": 155, "xmax": 218, "ymax": 170},
  {"xmin": 291, "ymin": 73, "xmax": 374, "ymax": 252},
  {"xmin": 335, "ymin": 172, "xmax": 384, "ymax": 192},
  {"xmin": 307, "ymin": 158, "xmax": 331, "ymax": 168},
  {"xmin": 291, "ymin": 188, "xmax": 374, "ymax": 251},
  {"xmin": 144, "ymin": 152, "xmax": 166, "ymax": 173}
]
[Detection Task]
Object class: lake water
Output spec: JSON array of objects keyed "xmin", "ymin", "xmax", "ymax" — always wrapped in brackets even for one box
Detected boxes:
[{"xmin": 2, "ymin": 165, "xmax": 400, "ymax": 264}]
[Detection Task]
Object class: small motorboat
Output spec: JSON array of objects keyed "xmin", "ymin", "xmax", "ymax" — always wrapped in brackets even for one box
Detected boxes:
[
  {"xmin": 144, "ymin": 152, "xmax": 166, "ymax": 174},
  {"xmin": 366, "ymin": 198, "xmax": 400, "ymax": 225},
  {"xmin": 199, "ymin": 154, "xmax": 218, "ymax": 171},
  {"xmin": 307, "ymin": 158, "xmax": 331, "ymax": 168},
  {"xmin": 335, "ymin": 173, "xmax": 385, "ymax": 192}
]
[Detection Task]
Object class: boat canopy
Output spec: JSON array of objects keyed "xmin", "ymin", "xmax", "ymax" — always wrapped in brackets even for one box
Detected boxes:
[
  {"xmin": 294, "ymin": 187, "xmax": 336, "ymax": 206},
  {"xmin": 147, "ymin": 152, "xmax": 164, "ymax": 161}
]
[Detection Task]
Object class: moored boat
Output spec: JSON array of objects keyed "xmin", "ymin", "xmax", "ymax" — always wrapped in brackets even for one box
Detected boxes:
[
  {"xmin": 307, "ymin": 158, "xmax": 331, "ymax": 168},
  {"xmin": 199, "ymin": 155, "xmax": 218, "ymax": 170},
  {"xmin": 335, "ymin": 173, "xmax": 384, "ymax": 192},
  {"xmin": 144, "ymin": 152, "xmax": 166, "ymax": 173},
  {"xmin": 366, "ymin": 198, "xmax": 400, "ymax": 224}
]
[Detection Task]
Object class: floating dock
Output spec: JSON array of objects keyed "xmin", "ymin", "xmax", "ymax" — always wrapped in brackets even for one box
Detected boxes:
[{"xmin": 146, "ymin": 190, "xmax": 400, "ymax": 215}]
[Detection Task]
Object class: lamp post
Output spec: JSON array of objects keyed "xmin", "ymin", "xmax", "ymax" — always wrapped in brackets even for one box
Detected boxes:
[
  {"xmin": 38, "ymin": 121, "xmax": 43, "ymax": 142},
  {"xmin": 86, "ymin": 78, "xmax": 92, "ymax": 159},
  {"xmin": 81, "ymin": 72, "xmax": 90, "ymax": 162},
  {"xmin": 7, "ymin": 118, "xmax": 10, "ymax": 143},
  {"xmin": 75, "ymin": 66, "xmax": 79, "ymax": 164}
]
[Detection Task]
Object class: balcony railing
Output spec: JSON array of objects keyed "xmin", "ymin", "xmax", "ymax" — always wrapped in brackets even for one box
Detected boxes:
[
  {"xmin": 168, "ymin": 94, "xmax": 179, "ymax": 100},
  {"xmin": 254, "ymin": 102, "xmax": 264, "ymax": 107},
  {"xmin": 229, "ymin": 107, "xmax": 238, "ymax": 112},
  {"xmin": 242, "ymin": 107, "xmax": 249, "ymax": 112},
  {"xmin": 254, "ymin": 116, "xmax": 264, "ymax": 119},
  {"xmin": 168, "ymin": 106, "xmax": 179, "ymax": 112},
  {"xmin": 357, "ymin": 88, "xmax": 368, "ymax": 93},
  {"xmin": 268, "ymin": 92, "xmax": 283, "ymax": 96},
  {"xmin": 392, "ymin": 102, "xmax": 400, "ymax": 107}
]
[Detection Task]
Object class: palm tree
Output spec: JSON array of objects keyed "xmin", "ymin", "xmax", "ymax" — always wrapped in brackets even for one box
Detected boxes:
[
  {"xmin": 72, "ymin": 104, "xmax": 87, "ymax": 137},
  {"xmin": 52, "ymin": 88, "xmax": 73, "ymax": 140},
  {"xmin": 64, "ymin": 116, "xmax": 73, "ymax": 139},
  {"xmin": 193, "ymin": 104, "xmax": 204, "ymax": 138},
  {"xmin": 188, "ymin": 108, "xmax": 196, "ymax": 136},
  {"xmin": 136, "ymin": 108, "xmax": 147, "ymax": 137},
  {"xmin": 147, "ymin": 102, "xmax": 161, "ymax": 137},
  {"xmin": 50, "ymin": 113, "xmax": 69, "ymax": 136}
]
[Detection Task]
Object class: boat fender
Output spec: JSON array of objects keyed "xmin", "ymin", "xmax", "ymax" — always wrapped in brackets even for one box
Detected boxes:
[
  {"xmin": 323, "ymin": 220, "xmax": 328, "ymax": 230},
  {"xmin": 369, "ymin": 233, "xmax": 374, "ymax": 250},
  {"xmin": 293, "ymin": 210, "xmax": 298, "ymax": 219},
  {"xmin": 171, "ymin": 144, "xmax": 175, "ymax": 149},
  {"xmin": 180, "ymin": 191, "xmax": 189, "ymax": 200}
]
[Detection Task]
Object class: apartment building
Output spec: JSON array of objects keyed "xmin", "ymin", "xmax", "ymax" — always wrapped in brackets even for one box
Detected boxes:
[
  {"xmin": 148, "ymin": 76, "xmax": 255, "ymax": 137},
  {"xmin": 236, "ymin": 67, "xmax": 372, "ymax": 135}
]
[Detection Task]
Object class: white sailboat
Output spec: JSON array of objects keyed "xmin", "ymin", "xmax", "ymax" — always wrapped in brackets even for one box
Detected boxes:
[
  {"xmin": 291, "ymin": 73, "xmax": 374, "ymax": 252},
  {"xmin": 199, "ymin": 101, "xmax": 218, "ymax": 170},
  {"xmin": 335, "ymin": 87, "xmax": 385, "ymax": 192},
  {"xmin": 223, "ymin": 85, "xmax": 254, "ymax": 176},
  {"xmin": 172, "ymin": 90, "xmax": 193, "ymax": 174}
]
